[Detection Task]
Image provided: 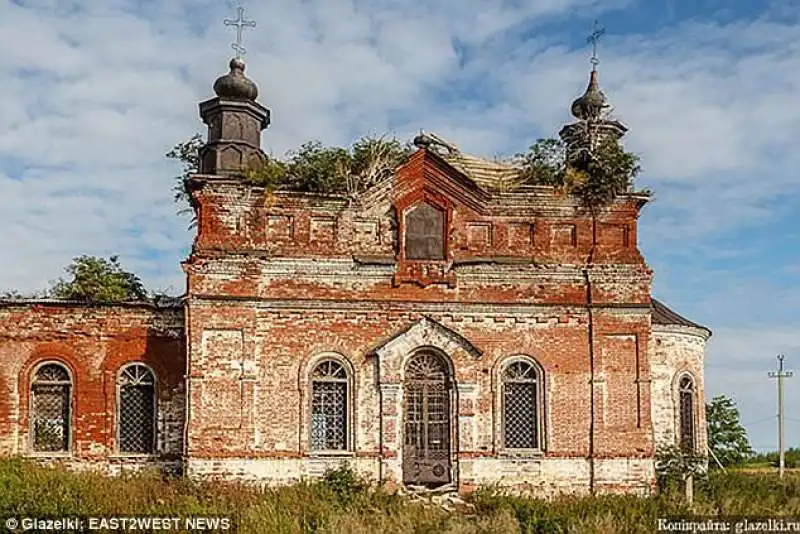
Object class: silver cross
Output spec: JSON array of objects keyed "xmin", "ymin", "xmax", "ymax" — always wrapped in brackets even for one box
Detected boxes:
[{"xmin": 224, "ymin": 6, "xmax": 257, "ymax": 59}]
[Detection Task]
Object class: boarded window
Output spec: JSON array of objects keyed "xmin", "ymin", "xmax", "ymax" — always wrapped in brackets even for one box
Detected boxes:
[
  {"xmin": 118, "ymin": 364, "xmax": 156, "ymax": 454},
  {"xmin": 502, "ymin": 360, "xmax": 541, "ymax": 450},
  {"xmin": 310, "ymin": 360, "xmax": 348, "ymax": 451},
  {"xmin": 31, "ymin": 363, "xmax": 71, "ymax": 453},
  {"xmin": 679, "ymin": 376, "xmax": 695, "ymax": 453},
  {"xmin": 405, "ymin": 202, "xmax": 445, "ymax": 260}
]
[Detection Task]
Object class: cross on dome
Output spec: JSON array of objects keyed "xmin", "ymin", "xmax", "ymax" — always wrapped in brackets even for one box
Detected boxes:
[{"xmin": 224, "ymin": 6, "xmax": 257, "ymax": 59}]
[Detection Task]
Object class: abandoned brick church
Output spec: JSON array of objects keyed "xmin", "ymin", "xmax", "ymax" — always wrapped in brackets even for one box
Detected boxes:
[{"xmin": 0, "ymin": 52, "xmax": 710, "ymax": 495}]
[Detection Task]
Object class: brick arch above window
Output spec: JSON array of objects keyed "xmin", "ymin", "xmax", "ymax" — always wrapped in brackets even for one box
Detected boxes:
[
  {"xmin": 298, "ymin": 352, "xmax": 356, "ymax": 388},
  {"xmin": 18, "ymin": 347, "xmax": 83, "ymax": 445}
]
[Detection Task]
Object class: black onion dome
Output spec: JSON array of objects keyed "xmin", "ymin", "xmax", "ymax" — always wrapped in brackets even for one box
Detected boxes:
[
  {"xmin": 213, "ymin": 58, "xmax": 259, "ymax": 101},
  {"xmin": 570, "ymin": 70, "xmax": 607, "ymax": 121}
]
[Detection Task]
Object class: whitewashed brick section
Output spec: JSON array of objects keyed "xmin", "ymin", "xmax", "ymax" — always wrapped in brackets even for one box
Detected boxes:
[
  {"xmin": 649, "ymin": 325, "xmax": 709, "ymax": 451},
  {"xmin": 185, "ymin": 457, "xmax": 381, "ymax": 484}
]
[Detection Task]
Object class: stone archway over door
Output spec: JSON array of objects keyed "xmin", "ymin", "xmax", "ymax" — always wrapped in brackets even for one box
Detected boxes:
[{"xmin": 403, "ymin": 350, "xmax": 452, "ymax": 486}]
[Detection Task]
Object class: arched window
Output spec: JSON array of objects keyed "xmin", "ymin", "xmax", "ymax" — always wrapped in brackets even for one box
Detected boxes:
[
  {"xmin": 310, "ymin": 360, "xmax": 349, "ymax": 451},
  {"xmin": 30, "ymin": 363, "xmax": 72, "ymax": 453},
  {"xmin": 678, "ymin": 375, "xmax": 695, "ymax": 453},
  {"xmin": 117, "ymin": 364, "xmax": 156, "ymax": 454},
  {"xmin": 502, "ymin": 359, "xmax": 542, "ymax": 450},
  {"xmin": 405, "ymin": 202, "xmax": 445, "ymax": 260}
]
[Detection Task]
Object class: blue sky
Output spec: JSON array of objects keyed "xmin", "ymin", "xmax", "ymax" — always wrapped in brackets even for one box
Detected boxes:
[{"xmin": 1, "ymin": 0, "xmax": 799, "ymax": 451}]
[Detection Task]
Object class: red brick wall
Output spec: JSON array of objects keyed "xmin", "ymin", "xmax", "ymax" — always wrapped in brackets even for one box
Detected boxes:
[
  {"xmin": 183, "ymin": 149, "xmax": 655, "ymax": 489},
  {"xmin": 0, "ymin": 303, "xmax": 185, "ymax": 462}
]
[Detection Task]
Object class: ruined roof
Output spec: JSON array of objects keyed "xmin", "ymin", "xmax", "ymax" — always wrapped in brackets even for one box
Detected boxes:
[
  {"xmin": 442, "ymin": 152, "xmax": 524, "ymax": 190},
  {"xmin": 651, "ymin": 298, "xmax": 710, "ymax": 335},
  {"xmin": 419, "ymin": 132, "xmax": 523, "ymax": 190}
]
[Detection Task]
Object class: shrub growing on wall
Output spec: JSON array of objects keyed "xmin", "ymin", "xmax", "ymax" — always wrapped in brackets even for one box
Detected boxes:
[{"xmin": 515, "ymin": 137, "xmax": 643, "ymax": 207}]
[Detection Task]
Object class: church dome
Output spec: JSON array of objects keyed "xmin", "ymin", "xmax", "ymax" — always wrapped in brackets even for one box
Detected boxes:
[
  {"xmin": 213, "ymin": 58, "xmax": 259, "ymax": 101},
  {"xmin": 570, "ymin": 70, "xmax": 607, "ymax": 121}
]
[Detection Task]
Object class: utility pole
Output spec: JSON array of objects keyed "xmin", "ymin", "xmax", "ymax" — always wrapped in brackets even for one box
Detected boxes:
[{"xmin": 768, "ymin": 354, "xmax": 793, "ymax": 478}]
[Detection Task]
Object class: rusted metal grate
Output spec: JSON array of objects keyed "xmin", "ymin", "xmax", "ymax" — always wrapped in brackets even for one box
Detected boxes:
[
  {"xmin": 403, "ymin": 351, "xmax": 451, "ymax": 486},
  {"xmin": 31, "ymin": 364, "xmax": 71, "ymax": 452},
  {"xmin": 503, "ymin": 360, "xmax": 539, "ymax": 449},
  {"xmin": 118, "ymin": 364, "xmax": 156, "ymax": 454},
  {"xmin": 679, "ymin": 376, "xmax": 695, "ymax": 453},
  {"xmin": 310, "ymin": 360, "xmax": 348, "ymax": 450}
]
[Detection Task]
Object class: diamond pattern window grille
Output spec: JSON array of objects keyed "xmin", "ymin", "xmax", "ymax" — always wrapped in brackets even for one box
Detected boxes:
[
  {"xmin": 117, "ymin": 364, "xmax": 156, "ymax": 454},
  {"xmin": 310, "ymin": 360, "xmax": 348, "ymax": 451},
  {"xmin": 502, "ymin": 360, "xmax": 540, "ymax": 450},
  {"xmin": 31, "ymin": 364, "xmax": 71, "ymax": 452},
  {"xmin": 679, "ymin": 376, "xmax": 695, "ymax": 453}
]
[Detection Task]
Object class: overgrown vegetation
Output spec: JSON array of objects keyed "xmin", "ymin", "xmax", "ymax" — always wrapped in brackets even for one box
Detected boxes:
[
  {"xmin": 166, "ymin": 134, "xmax": 413, "ymax": 225},
  {"xmin": 245, "ymin": 137, "xmax": 413, "ymax": 197},
  {"xmin": 165, "ymin": 133, "xmax": 203, "ymax": 226},
  {"xmin": 1, "ymin": 460, "xmax": 798, "ymax": 534},
  {"xmin": 515, "ymin": 136, "xmax": 642, "ymax": 207},
  {"xmin": 1, "ymin": 255, "xmax": 153, "ymax": 303},
  {"xmin": 48, "ymin": 255, "xmax": 147, "ymax": 302},
  {"xmin": 654, "ymin": 444, "xmax": 707, "ymax": 494},
  {"xmin": 167, "ymin": 131, "xmax": 645, "ymax": 224}
]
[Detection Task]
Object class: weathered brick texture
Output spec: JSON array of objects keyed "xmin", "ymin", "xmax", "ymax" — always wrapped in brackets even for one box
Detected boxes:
[{"xmin": 0, "ymin": 147, "xmax": 709, "ymax": 495}]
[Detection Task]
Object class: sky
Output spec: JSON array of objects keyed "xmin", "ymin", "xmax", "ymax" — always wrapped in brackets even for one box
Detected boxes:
[{"xmin": 1, "ymin": 0, "xmax": 799, "ymax": 451}]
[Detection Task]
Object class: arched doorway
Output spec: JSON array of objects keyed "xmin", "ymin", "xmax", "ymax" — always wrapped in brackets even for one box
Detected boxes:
[{"xmin": 403, "ymin": 350, "xmax": 453, "ymax": 486}]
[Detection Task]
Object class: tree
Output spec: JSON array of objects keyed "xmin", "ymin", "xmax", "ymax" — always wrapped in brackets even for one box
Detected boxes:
[
  {"xmin": 706, "ymin": 395, "xmax": 753, "ymax": 467},
  {"xmin": 49, "ymin": 255, "xmax": 148, "ymax": 303}
]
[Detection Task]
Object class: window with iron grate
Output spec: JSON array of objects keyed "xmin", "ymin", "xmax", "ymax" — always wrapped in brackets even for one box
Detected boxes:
[
  {"xmin": 310, "ymin": 360, "xmax": 349, "ymax": 451},
  {"xmin": 117, "ymin": 364, "xmax": 156, "ymax": 454},
  {"xmin": 678, "ymin": 375, "xmax": 695, "ymax": 454},
  {"xmin": 30, "ymin": 363, "xmax": 72, "ymax": 453},
  {"xmin": 502, "ymin": 359, "xmax": 542, "ymax": 450}
]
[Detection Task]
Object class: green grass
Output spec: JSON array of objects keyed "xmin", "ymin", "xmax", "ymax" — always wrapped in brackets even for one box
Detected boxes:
[{"xmin": 0, "ymin": 459, "xmax": 798, "ymax": 533}]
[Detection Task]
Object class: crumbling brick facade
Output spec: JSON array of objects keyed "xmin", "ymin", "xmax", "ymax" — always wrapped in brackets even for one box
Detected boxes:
[
  {"xmin": 0, "ymin": 58, "xmax": 710, "ymax": 496},
  {"xmin": 178, "ymin": 142, "xmax": 679, "ymax": 494}
]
